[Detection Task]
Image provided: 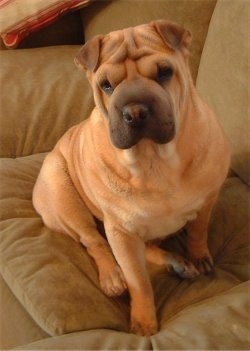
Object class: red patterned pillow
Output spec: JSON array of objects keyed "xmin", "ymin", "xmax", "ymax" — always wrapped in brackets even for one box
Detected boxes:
[{"xmin": 0, "ymin": 0, "xmax": 94, "ymax": 48}]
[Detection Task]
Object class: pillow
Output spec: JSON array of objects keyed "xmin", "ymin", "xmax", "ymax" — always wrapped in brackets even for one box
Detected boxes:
[{"xmin": 0, "ymin": 0, "xmax": 94, "ymax": 48}]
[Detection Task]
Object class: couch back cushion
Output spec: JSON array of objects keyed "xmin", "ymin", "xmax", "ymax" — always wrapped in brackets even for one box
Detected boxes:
[
  {"xmin": 196, "ymin": 0, "xmax": 249, "ymax": 185},
  {"xmin": 0, "ymin": 46, "xmax": 94, "ymax": 158},
  {"xmin": 81, "ymin": 0, "xmax": 217, "ymax": 81}
]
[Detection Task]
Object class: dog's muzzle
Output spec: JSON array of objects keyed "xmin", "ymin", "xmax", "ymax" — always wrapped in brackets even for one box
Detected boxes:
[{"xmin": 108, "ymin": 79, "xmax": 176, "ymax": 149}]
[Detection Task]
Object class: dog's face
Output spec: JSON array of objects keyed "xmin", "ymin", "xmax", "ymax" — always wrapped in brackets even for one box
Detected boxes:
[{"xmin": 75, "ymin": 20, "xmax": 192, "ymax": 149}]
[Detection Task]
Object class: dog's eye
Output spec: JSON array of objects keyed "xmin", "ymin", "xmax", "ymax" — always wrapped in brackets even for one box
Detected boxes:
[
  {"xmin": 100, "ymin": 80, "xmax": 114, "ymax": 94},
  {"xmin": 157, "ymin": 66, "xmax": 174, "ymax": 83}
]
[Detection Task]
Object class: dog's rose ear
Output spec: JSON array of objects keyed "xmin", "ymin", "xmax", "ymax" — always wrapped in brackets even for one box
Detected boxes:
[
  {"xmin": 153, "ymin": 20, "xmax": 192, "ymax": 51},
  {"xmin": 74, "ymin": 35, "xmax": 103, "ymax": 72}
]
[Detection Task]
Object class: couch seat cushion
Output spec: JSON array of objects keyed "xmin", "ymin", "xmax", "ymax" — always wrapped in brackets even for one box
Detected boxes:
[
  {"xmin": 0, "ymin": 151, "xmax": 249, "ymax": 344},
  {"xmin": 14, "ymin": 282, "xmax": 250, "ymax": 350},
  {"xmin": 0, "ymin": 154, "xmax": 128, "ymax": 336}
]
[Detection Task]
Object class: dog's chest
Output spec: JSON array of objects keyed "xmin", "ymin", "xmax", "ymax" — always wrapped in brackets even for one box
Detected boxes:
[
  {"xmin": 81, "ymin": 141, "xmax": 206, "ymax": 241},
  {"xmin": 134, "ymin": 198, "xmax": 203, "ymax": 241},
  {"xmin": 119, "ymin": 188, "xmax": 204, "ymax": 241},
  {"xmin": 99, "ymin": 166, "xmax": 205, "ymax": 241}
]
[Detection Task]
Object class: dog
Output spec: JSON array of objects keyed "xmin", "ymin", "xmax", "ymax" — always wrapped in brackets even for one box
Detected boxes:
[{"xmin": 33, "ymin": 20, "xmax": 230, "ymax": 336}]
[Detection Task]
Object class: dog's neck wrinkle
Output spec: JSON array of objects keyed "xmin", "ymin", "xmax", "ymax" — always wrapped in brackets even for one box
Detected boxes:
[
  {"xmin": 126, "ymin": 28, "xmax": 138, "ymax": 51},
  {"xmin": 175, "ymin": 88, "xmax": 211, "ymax": 175},
  {"xmin": 115, "ymin": 140, "xmax": 181, "ymax": 188},
  {"xmin": 90, "ymin": 115, "xmax": 158, "ymax": 181}
]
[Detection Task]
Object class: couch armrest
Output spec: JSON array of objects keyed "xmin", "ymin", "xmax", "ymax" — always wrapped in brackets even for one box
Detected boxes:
[{"xmin": 196, "ymin": 0, "xmax": 249, "ymax": 185}]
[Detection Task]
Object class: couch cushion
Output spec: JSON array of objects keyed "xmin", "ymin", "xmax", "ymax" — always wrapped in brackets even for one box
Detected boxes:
[
  {"xmin": 80, "ymin": 0, "xmax": 217, "ymax": 81},
  {"xmin": 14, "ymin": 282, "xmax": 250, "ymax": 350},
  {"xmin": 196, "ymin": 0, "xmax": 249, "ymax": 185},
  {"xmin": 15, "ymin": 329, "xmax": 152, "ymax": 350},
  {"xmin": 0, "ymin": 46, "xmax": 94, "ymax": 158},
  {"xmin": 0, "ymin": 151, "xmax": 249, "ymax": 339},
  {"xmin": 0, "ymin": 154, "xmax": 129, "ymax": 336},
  {"xmin": 0, "ymin": 275, "xmax": 48, "ymax": 350}
]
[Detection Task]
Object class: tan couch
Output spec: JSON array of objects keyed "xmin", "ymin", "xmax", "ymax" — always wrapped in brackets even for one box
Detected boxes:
[{"xmin": 0, "ymin": 0, "xmax": 249, "ymax": 349}]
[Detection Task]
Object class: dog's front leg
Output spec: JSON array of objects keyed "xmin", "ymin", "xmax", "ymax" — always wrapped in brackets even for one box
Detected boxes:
[{"xmin": 105, "ymin": 224, "xmax": 157, "ymax": 336}]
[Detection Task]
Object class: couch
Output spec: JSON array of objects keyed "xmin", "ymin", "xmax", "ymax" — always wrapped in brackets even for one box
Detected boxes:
[{"xmin": 0, "ymin": 0, "xmax": 249, "ymax": 349}]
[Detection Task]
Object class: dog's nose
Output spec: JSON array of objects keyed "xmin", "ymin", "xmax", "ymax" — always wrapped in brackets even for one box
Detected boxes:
[{"xmin": 122, "ymin": 103, "xmax": 149, "ymax": 127}]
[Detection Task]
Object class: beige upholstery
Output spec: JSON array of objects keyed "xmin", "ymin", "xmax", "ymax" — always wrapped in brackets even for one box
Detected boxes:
[
  {"xmin": 0, "ymin": 46, "xmax": 93, "ymax": 157},
  {"xmin": 0, "ymin": 0, "xmax": 249, "ymax": 350},
  {"xmin": 0, "ymin": 275, "xmax": 48, "ymax": 350},
  {"xmin": 196, "ymin": 0, "xmax": 250, "ymax": 185}
]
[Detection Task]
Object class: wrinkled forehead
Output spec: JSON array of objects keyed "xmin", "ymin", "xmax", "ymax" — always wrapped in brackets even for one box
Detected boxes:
[{"xmin": 100, "ymin": 24, "xmax": 168, "ymax": 64}]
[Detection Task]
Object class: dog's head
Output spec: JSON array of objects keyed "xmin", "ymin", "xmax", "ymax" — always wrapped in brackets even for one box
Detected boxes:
[{"xmin": 75, "ymin": 20, "xmax": 192, "ymax": 149}]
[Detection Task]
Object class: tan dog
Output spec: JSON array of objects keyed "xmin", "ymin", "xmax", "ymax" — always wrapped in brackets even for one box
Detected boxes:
[{"xmin": 33, "ymin": 20, "xmax": 230, "ymax": 336}]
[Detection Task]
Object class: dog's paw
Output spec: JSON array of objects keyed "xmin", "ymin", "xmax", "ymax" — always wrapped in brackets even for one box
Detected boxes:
[
  {"xmin": 187, "ymin": 243, "xmax": 214, "ymax": 274},
  {"xmin": 99, "ymin": 265, "xmax": 127, "ymax": 297},
  {"xmin": 190, "ymin": 253, "xmax": 214, "ymax": 275},
  {"xmin": 168, "ymin": 253, "xmax": 200, "ymax": 279},
  {"xmin": 130, "ymin": 318, "xmax": 158, "ymax": 336}
]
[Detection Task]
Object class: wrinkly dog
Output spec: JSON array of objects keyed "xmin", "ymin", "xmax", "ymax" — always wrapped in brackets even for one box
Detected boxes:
[{"xmin": 33, "ymin": 20, "xmax": 230, "ymax": 336}]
